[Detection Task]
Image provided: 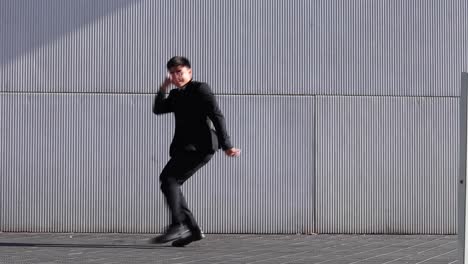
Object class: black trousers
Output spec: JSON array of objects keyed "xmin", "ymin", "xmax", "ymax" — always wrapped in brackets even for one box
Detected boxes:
[{"xmin": 159, "ymin": 151, "xmax": 213, "ymax": 232}]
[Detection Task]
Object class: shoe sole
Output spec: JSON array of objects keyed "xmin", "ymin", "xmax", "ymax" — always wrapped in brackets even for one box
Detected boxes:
[
  {"xmin": 172, "ymin": 233, "xmax": 205, "ymax": 247},
  {"xmin": 149, "ymin": 230, "xmax": 190, "ymax": 244}
]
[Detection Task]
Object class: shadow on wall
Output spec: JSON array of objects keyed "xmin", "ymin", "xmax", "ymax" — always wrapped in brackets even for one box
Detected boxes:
[{"xmin": 0, "ymin": 0, "xmax": 141, "ymax": 65}]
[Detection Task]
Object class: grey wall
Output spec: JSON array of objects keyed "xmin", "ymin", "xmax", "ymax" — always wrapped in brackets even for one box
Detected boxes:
[
  {"xmin": 1, "ymin": 0, "xmax": 466, "ymax": 234},
  {"xmin": 0, "ymin": 94, "xmax": 314, "ymax": 233},
  {"xmin": 316, "ymin": 96, "xmax": 458, "ymax": 233},
  {"xmin": 2, "ymin": 0, "xmax": 467, "ymax": 96},
  {"xmin": 458, "ymin": 72, "xmax": 468, "ymax": 261}
]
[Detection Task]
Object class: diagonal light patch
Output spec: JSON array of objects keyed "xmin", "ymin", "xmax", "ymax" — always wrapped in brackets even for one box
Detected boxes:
[{"xmin": 1, "ymin": 0, "xmax": 153, "ymax": 93}]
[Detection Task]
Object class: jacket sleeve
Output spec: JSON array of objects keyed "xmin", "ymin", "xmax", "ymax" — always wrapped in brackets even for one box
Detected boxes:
[
  {"xmin": 199, "ymin": 84, "xmax": 233, "ymax": 150},
  {"xmin": 153, "ymin": 90, "xmax": 173, "ymax": 115}
]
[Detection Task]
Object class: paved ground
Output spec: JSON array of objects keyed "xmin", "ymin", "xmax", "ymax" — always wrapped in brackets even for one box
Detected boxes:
[{"xmin": 0, "ymin": 232, "xmax": 459, "ymax": 264}]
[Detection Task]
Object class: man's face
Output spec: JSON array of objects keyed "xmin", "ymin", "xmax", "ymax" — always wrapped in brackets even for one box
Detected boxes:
[{"xmin": 168, "ymin": 65, "xmax": 192, "ymax": 88}]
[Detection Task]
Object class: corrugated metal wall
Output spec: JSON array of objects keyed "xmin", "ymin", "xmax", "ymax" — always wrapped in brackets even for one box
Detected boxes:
[
  {"xmin": 2, "ymin": 0, "xmax": 466, "ymax": 96},
  {"xmin": 0, "ymin": 94, "xmax": 314, "ymax": 233},
  {"xmin": 1, "ymin": 0, "xmax": 466, "ymax": 234},
  {"xmin": 316, "ymin": 96, "xmax": 458, "ymax": 234},
  {"xmin": 188, "ymin": 96, "xmax": 315, "ymax": 234}
]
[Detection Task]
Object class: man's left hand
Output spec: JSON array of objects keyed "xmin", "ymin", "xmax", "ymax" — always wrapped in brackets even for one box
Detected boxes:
[{"xmin": 225, "ymin": 148, "xmax": 241, "ymax": 157}]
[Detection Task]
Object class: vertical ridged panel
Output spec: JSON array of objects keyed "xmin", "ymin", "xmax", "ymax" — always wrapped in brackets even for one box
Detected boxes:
[
  {"xmin": 0, "ymin": 93, "xmax": 172, "ymax": 233},
  {"xmin": 0, "ymin": 94, "xmax": 314, "ymax": 233},
  {"xmin": 1, "ymin": 0, "xmax": 466, "ymax": 96},
  {"xmin": 184, "ymin": 96, "xmax": 315, "ymax": 234},
  {"xmin": 459, "ymin": 73, "xmax": 468, "ymax": 261},
  {"xmin": 316, "ymin": 96, "xmax": 458, "ymax": 234}
]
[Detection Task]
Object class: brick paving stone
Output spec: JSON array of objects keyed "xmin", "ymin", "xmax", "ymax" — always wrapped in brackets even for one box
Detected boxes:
[{"xmin": 0, "ymin": 233, "xmax": 459, "ymax": 264}]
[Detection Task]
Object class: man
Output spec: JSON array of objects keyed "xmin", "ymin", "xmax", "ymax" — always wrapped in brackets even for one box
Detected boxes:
[{"xmin": 151, "ymin": 56, "xmax": 241, "ymax": 247}]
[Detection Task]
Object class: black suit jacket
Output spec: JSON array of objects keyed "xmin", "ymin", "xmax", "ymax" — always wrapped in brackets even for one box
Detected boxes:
[{"xmin": 153, "ymin": 80, "xmax": 233, "ymax": 157}]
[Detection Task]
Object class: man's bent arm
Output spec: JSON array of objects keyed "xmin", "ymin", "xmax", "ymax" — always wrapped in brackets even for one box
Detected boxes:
[
  {"xmin": 153, "ymin": 89, "xmax": 173, "ymax": 115},
  {"xmin": 199, "ymin": 84, "xmax": 233, "ymax": 150}
]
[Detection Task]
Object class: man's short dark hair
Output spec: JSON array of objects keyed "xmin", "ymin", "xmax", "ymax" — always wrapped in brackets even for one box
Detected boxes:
[{"xmin": 167, "ymin": 56, "xmax": 191, "ymax": 69}]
